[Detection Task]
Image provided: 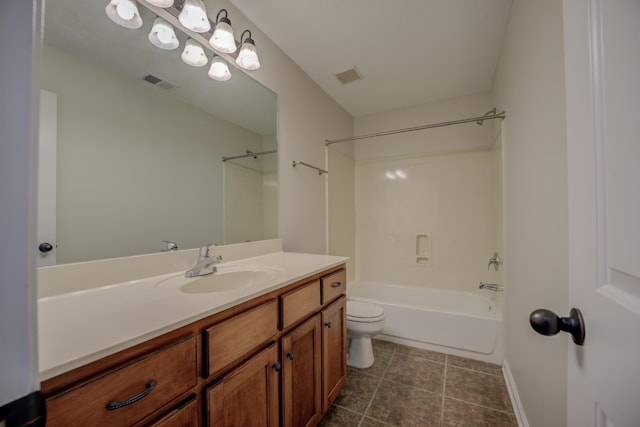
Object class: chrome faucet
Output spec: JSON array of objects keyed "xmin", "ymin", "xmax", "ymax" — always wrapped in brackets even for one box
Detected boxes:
[
  {"xmin": 479, "ymin": 282, "xmax": 503, "ymax": 291},
  {"xmin": 161, "ymin": 240, "xmax": 178, "ymax": 251},
  {"xmin": 185, "ymin": 244, "xmax": 222, "ymax": 277}
]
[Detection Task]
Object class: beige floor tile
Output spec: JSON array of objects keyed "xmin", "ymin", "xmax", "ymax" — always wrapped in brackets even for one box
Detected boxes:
[
  {"xmin": 442, "ymin": 398, "xmax": 517, "ymax": 427},
  {"xmin": 366, "ymin": 380, "xmax": 442, "ymax": 427},
  {"xmin": 385, "ymin": 352, "xmax": 445, "ymax": 393},
  {"xmin": 318, "ymin": 405, "xmax": 363, "ymax": 427},
  {"xmin": 445, "ymin": 366, "xmax": 512, "ymax": 412}
]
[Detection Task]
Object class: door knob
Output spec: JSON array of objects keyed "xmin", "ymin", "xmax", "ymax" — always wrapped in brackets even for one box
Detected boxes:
[
  {"xmin": 529, "ymin": 307, "xmax": 585, "ymax": 345},
  {"xmin": 39, "ymin": 242, "xmax": 53, "ymax": 253}
]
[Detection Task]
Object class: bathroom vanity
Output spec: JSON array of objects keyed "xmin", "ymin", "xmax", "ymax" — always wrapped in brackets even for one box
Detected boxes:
[{"xmin": 38, "ymin": 240, "xmax": 348, "ymax": 426}]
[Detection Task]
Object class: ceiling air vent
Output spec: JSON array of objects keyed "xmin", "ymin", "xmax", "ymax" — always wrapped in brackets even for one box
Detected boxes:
[
  {"xmin": 142, "ymin": 74, "xmax": 175, "ymax": 90},
  {"xmin": 334, "ymin": 67, "xmax": 363, "ymax": 85}
]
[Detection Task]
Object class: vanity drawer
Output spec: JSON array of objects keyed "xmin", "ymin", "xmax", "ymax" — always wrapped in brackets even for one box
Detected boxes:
[
  {"xmin": 46, "ymin": 335, "xmax": 197, "ymax": 427},
  {"xmin": 280, "ymin": 280, "xmax": 321, "ymax": 330},
  {"xmin": 321, "ymin": 269, "xmax": 347, "ymax": 304},
  {"xmin": 204, "ymin": 299, "xmax": 278, "ymax": 378}
]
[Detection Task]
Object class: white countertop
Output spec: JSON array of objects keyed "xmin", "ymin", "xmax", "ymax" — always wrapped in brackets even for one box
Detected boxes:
[{"xmin": 38, "ymin": 251, "xmax": 347, "ymax": 381}]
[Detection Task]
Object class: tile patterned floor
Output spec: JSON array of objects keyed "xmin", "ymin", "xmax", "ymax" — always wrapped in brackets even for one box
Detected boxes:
[{"xmin": 319, "ymin": 340, "xmax": 517, "ymax": 427}]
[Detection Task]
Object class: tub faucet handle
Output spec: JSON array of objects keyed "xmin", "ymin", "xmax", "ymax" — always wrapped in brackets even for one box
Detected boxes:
[{"xmin": 488, "ymin": 252, "xmax": 503, "ymax": 271}]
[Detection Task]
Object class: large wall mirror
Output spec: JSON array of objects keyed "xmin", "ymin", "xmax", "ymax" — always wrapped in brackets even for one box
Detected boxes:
[{"xmin": 40, "ymin": 0, "xmax": 278, "ymax": 265}]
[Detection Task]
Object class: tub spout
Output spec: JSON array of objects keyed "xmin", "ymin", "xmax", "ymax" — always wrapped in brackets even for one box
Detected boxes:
[{"xmin": 479, "ymin": 282, "xmax": 503, "ymax": 291}]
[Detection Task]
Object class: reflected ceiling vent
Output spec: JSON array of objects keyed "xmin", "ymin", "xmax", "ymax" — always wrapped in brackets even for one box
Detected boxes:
[
  {"xmin": 141, "ymin": 74, "xmax": 175, "ymax": 90},
  {"xmin": 334, "ymin": 67, "xmax": 363, "ymax": 85}
]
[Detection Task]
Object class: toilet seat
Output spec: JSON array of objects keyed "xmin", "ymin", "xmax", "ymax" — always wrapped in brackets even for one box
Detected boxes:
[{"xmin": 347, "ymin": 301, "xmax": 385, "ymax": 323}]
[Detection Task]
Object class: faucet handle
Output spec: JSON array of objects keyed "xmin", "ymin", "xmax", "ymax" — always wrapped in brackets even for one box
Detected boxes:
[{"xmin": 200, "ymin": 244, "xmax": 216, "ymax": 257}]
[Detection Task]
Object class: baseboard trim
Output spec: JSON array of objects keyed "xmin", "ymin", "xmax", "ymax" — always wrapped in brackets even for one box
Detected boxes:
[{"xmin": 503, "ymin": 359, "xmax": 529, "ymax": 427}]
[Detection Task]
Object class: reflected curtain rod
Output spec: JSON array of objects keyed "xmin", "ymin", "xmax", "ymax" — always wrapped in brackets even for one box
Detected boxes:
[
  {"xmin": 325, "ymin": 109, "xmax": 506, "ymax": 146},
  {"xmin": 222, "ymin": 149, "xmax": 277, "ymax": 162}
]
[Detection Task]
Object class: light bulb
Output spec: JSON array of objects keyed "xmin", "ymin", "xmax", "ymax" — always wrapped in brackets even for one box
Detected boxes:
[
  {"xmin": 148, "ymin": 17, "xmax": 179, "ymax": 50},
  {"xmin": 235, "ymin": 41, "xmax": 260, "ymax": 70},
  {"xmin": 181, "ymin": 39, "xmax": 208, "ymax": 67},
  {"xmin": 147, "ymin": 0, "xmax": 174, "ymax": 7},
  {"xmin": 178, "ymin": 0, "xmax": 211, "ymax": 33},
  {"xmin": 208, "ymin": 56, "xmax": 231, "ymax": 81},
  {"xmin": 105, "ymin": 0, "xmax": 142, "ymax": 29},
  {"xmin": 210, "ymin": 17, "xmax": 236, "ymax": 53}
]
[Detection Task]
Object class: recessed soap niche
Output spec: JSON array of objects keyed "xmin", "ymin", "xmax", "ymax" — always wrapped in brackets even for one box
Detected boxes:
[{"xmin": 416, "ymin": 233, "xmax": 432, "ymax": 267}]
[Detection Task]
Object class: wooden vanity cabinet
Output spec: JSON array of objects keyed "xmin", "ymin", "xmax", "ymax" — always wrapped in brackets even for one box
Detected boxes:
[
  {"xmin": 281, "ymin": 315, "xmax": 323, "ymax": 427},
  {"xmin": 45, "ymin": 335, "xmax": 197, "ymax": 427},
  {"xmin": 42, "ymin": 265, "xmax": 347, "ymax": 427},
  {"xmin": 321, "ymin": 296, "xmax": 347, "ymax": 413},
  {"xmin": 146, "ymin": 394, "xmax": 199, "ymax": 427},
  {"xmin": 205, "ymin": 344, "xmax": 279, "ymax": 426}
]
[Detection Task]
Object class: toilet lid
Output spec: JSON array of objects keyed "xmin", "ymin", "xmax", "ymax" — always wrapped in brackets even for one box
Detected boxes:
[{"xmin": 347, "ymin": 301, "xmax": 385, "ymax": 320}]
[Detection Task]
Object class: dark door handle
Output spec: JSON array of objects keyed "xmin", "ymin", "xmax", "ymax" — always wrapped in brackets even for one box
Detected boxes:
[
  {"xmin": 529, "ymin": 307, "xmax": 585, "ymax": 345},
  {"xmin": 39, "ymin": 243, "xmax": 53, "ymax": 253}
]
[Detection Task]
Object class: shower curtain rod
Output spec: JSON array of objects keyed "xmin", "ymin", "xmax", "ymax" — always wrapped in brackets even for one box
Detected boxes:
[
  {"xmin": 324, "ymin": 109, "xmax": 506, "ymax": 146},
  {"xmin": 222, "ymin": 149, "xmax": 277, "ymax": 162}
]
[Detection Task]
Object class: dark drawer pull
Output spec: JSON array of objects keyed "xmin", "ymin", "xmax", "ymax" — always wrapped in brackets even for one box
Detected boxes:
[
  {"xmin": 286, "ymin": 352, "xmax": 295, "ymax": 360},
  {"xmin": 324, "ymin": 321, "xmax": 332, "ymax": 328},
  {"xmin": 107, "ymin": 380, "xmax": 157, "ymax": 411},
  {"xmin": 272, "ymin": 362, "xmax": 282, "ymax": 372},
  {"xmin": 331, "ymin": 282, "xmax": 342, "ymax": 288}
]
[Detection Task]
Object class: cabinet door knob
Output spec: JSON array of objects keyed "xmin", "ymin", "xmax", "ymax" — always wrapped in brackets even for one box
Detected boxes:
[
  {"xmin": 271, "ymin": 362, "xmax": 282, "ymax": 372},
  {"xmin": 324, "ymin": 321, "xmax": 332, "ymax": 328},
  {"xmin": 286, "ymin": 352, "xmax": 295, "ymax": 360}
]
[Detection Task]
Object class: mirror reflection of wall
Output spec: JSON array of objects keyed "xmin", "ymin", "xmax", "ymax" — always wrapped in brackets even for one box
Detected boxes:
[{"xmin": 40, "ymin": 0, "xmax": 277, "ymax": 265}]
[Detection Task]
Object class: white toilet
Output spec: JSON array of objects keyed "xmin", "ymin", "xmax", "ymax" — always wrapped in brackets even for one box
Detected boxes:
[{"xmin": 346, "ymin": 300, "xmax": 386, "ymax": 369}]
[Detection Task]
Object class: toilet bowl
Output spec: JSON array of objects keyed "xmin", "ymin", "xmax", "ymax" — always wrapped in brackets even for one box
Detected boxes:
[{"xmin": 346, "ymin": 300, "xmax": 386, "ymax": 369}]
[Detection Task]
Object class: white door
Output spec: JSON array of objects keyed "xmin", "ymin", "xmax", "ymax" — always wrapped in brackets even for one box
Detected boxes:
[
  {"xmin": 37, "ymin": 89, "xmax": 57, "ymax": 266},
  {"xmin": 564, "ymin": 0, "xmax": 640, "ymax": 426}
]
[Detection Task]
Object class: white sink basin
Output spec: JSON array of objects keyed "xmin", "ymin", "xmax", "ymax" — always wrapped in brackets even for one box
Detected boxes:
[{"xmin": 179, "ymin": 265, "xmax": 283, "ymax": 294}]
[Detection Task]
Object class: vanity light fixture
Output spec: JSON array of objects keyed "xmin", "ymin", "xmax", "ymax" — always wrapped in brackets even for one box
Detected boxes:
[
  {"xmin": 178, "ymin": 0, "xmax": 211, "ymax": 33},
  {"xmin": 235, "ymin": 30, "xmax": 260, "ymax": 70},
  {"xmin": 181, "ymin": 39, "xmax": 208, "ymax": 67},
  {"xmin": 209, "ymin": 9, "xmax": 236, "ymax": 54},
  {"xmin": 208, "ymin": 56, "xmax": 232, "ymax": 81},
  {"xmin": 146, "ymin": 0, "xmax": 174, "ymax": 7},
  {"xmin": 105, "ymin": 0, "xmax": 143, "ymax": 29},
  {"xmin": 148, "ymin": 17, "xmax": 179, "ymax": 50}
]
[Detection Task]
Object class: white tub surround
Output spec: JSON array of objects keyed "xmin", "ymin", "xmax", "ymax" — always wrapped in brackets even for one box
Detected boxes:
[
  {"xmin": 37, "ymin": 239, "xmax": 348, "ymax": 380},
  {"xmin": 348, "ymin": 280, "xmax": 503, "ymax": 364}
]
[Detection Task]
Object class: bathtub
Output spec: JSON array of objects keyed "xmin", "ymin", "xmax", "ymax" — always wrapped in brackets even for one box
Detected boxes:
[{"xmin": 348, "ymin": 280, "xmax": 503, "ymax": 364}]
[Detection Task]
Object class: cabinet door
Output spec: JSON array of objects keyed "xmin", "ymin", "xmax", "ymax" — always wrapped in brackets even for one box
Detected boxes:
[
  {"xmin": 321, "ymin": 296, "xmax": 347, "ymax": 412},
  {"xmin": 206, "ymin": 344, "xmax": 279, "ymax": 427},
  {"xmin": 281, "ymin": 315, "xmax": 322, "ymax": 427},
  {"xmin": 147, "ymin": 395, "xmax": 199, "ymax": 427}
]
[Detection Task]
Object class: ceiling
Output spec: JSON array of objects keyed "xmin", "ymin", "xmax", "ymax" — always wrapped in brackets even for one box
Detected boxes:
[{"xmin": 230, "ymin": 0, "xmax": 513, "ymax": 118}]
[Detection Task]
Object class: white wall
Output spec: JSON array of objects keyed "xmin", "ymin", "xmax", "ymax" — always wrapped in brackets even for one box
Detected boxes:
[
  {"xmin": 327, "ymin": 147, "xmax": 356, "ymax": 281},
  {"xmin": 352, "ymin": 94, "xmax": 500, "ymax": 292},
  {"xmin": 354, "ymin": 94, "xmax": 494, "ymax": 160},
  {"xmin": 212, "ymin": 0, "xmax": 353, "ymax": 255},
  {"xmin": 0, "ymin": 0, "xmax": 42, "ymax": 407},
  {"xmin": 491, "ymin": 0, "xmax": 569, "ymax": 425},
  {"xmin": 356, "ymin": 150, "xmax": 499, "ymax": 292}
]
